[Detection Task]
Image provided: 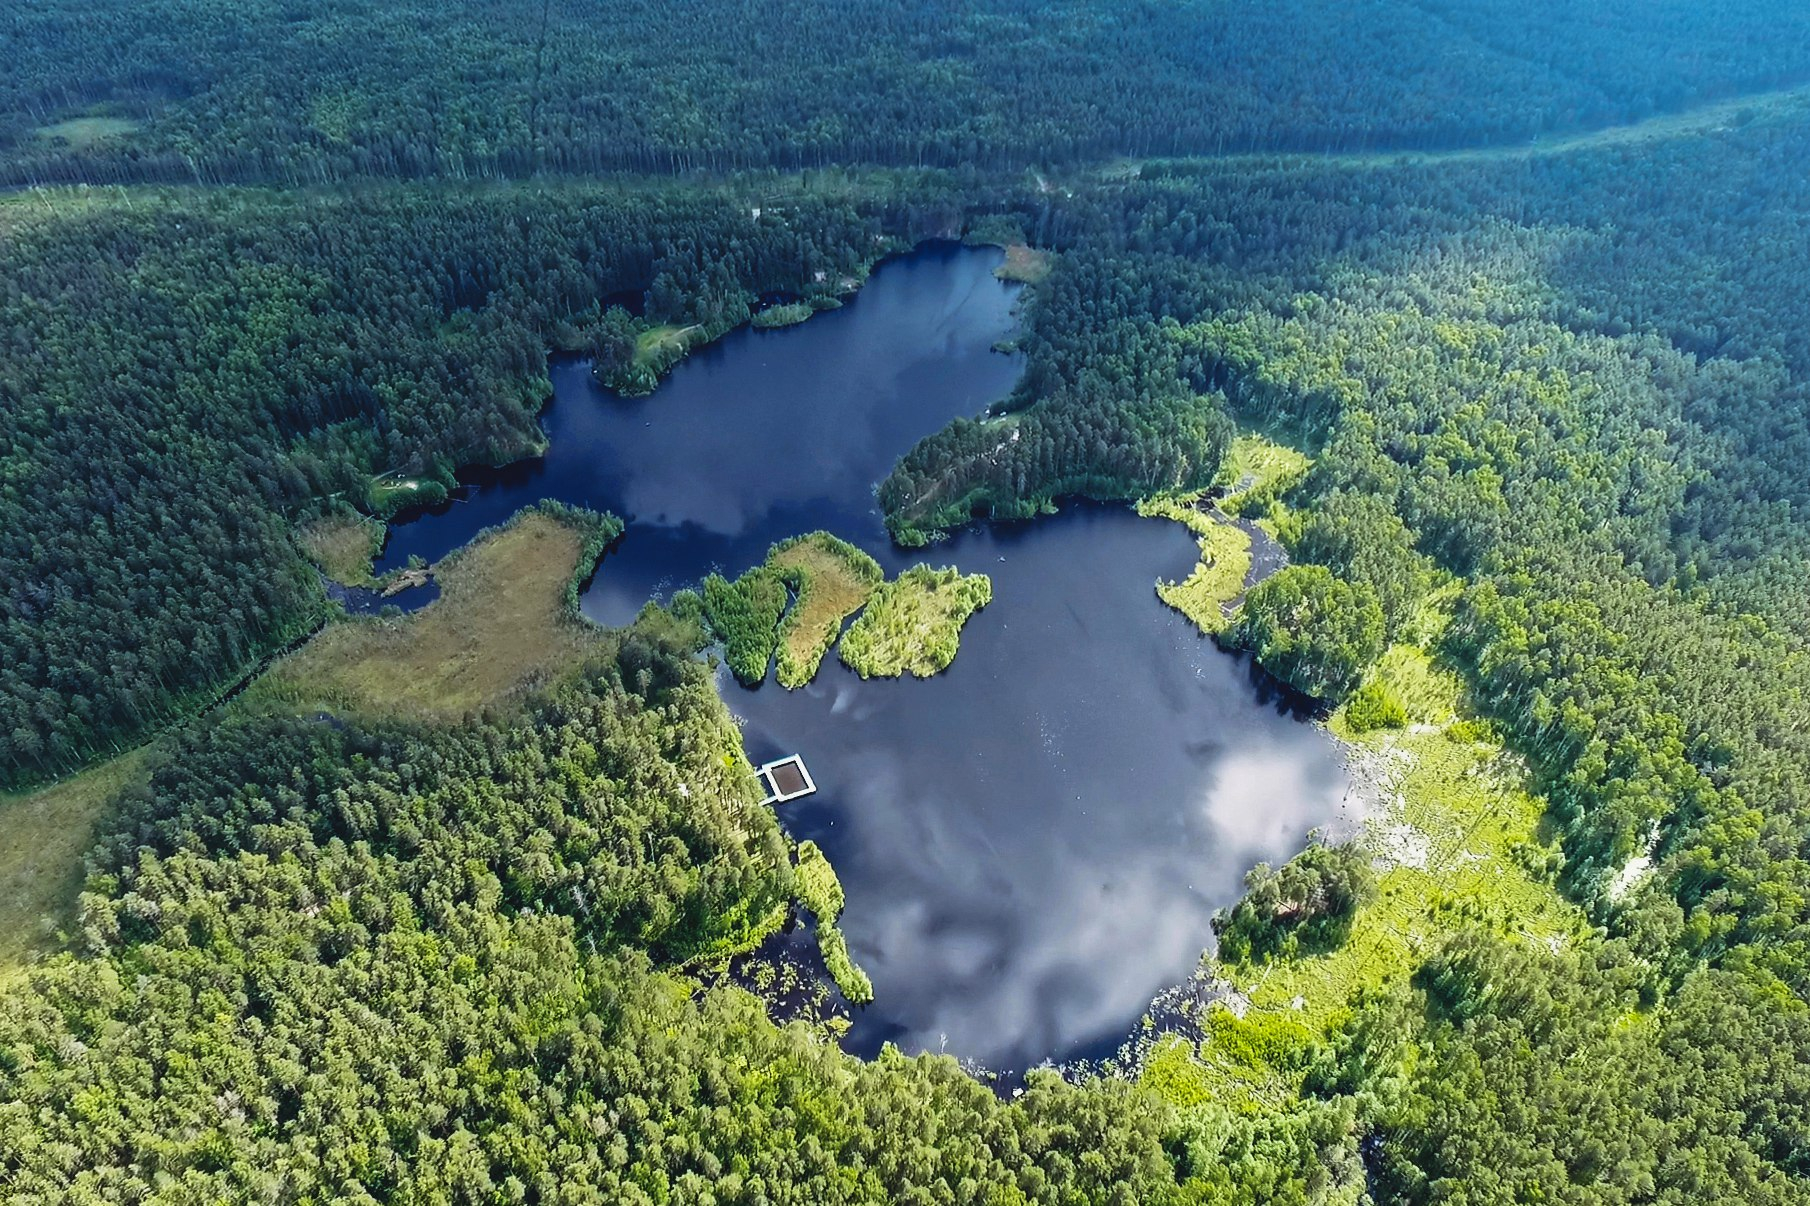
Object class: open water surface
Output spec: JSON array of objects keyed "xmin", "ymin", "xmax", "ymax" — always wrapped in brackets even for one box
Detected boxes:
[{"xmin": 375, "ymin": 243, "xmax": 1350, "ymax": 1071}]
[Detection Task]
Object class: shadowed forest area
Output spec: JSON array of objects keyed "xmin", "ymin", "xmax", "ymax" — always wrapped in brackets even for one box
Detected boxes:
[{"xmin": 3, "ymin": 2, "xmax": 1810, "ymax": 1201}]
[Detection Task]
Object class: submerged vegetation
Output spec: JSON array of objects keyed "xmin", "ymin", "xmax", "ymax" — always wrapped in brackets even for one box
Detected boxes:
[{"xmin": 838, "ymin": 566, "xmax": 993, "ymax": 679}]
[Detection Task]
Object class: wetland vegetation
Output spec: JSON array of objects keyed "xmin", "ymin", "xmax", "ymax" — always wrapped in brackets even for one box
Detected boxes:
[
  {"xmin": 837, "ymin": 566, "xmax": 994, "ymax": 679},
  {"xmin": 768, "ymin": 533, "xmax": 884, "ymax": 689}
]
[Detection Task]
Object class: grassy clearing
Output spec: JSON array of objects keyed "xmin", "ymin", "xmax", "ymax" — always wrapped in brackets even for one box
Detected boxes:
[
  {"xmin": 0, "ymin": 747, "xmax": 154, "ymax": 982},
  {"xmin": 838, "ymin": 565, "xmax": 991, "ymax": 679},
  {"xmin": 1217, "ymin": 433, "xmax": 1313, "ymax": 516},
  {"xmin": 769, "ymin": 533, "xmax": 883, "ymax": 688},
  {"xmin": 994, "ymin": 243, "xmax": 1053, "ymax": 284},
  {"xmin": 1139, "ymin": 495, "xmax": 1252, "ymax": 635},
  {"xmin": 1144, "ymin": 622, "xmax": 1582, "ymax": 1109},
  {"xmin": 249, "ymin": 511, "xmax": 610, "ymax": 719},
  {"xmin": 636, "ymin": 323, "xmax": 702, "ymax": 367},
  {"xmin": 297, "ymin": 510, "xmax": 385, "ymax": 586},
  {"xmin": 34, "ymin": 116, "xmax": 141, "ymax": 149},
  {"xmin": 1119, "ymin": 81, "xmax": 1810, "ymax": 177}
]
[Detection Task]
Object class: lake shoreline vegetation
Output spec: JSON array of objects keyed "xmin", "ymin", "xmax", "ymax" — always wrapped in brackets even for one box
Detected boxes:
[
  {"xmin": 837, "ymin": 565, "xmax": 994, "ymax": 680},
  {"xmin": 4, "ymin": 3, "xmax": 1810, "ymax": 1199}
]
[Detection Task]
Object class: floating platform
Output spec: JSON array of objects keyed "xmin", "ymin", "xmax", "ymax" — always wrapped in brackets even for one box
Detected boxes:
[{"xmin": 756, "ymin": 754, "xmax": 816, "ymax": 804}]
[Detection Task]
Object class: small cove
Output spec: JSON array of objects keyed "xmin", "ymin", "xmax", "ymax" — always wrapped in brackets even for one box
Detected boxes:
[{"xmin": 373, "ymin": 243, "xmax": 1351, "ymax": 1071}]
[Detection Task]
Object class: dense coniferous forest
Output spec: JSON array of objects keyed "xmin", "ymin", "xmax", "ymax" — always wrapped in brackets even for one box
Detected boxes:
[
  {"xmin": 3, "ymin": 0, "xmax": 1810, "ymax": 185},
  {"xmin": 4, "ymin": 1, "xmax": 1810, "ymax": 1201}
]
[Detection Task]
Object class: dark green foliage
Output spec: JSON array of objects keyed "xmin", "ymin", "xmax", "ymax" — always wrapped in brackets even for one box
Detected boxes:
[
  {"xmin": 701, "ymin": 566, "xmax": 789, "ymax": 686},
  {"xmin": 5, "ymin": 1, "xmax": 1809, "ymax": 186},
  {"xmin": 1213, "ymin": 839, "xmax": 1375, "ymax": 963},
  {"xmin": 1229, "ymin": 566, "xmax": 1385, "ymax": 702},
  {"xmin": 0, "ymin": 647, "xmax": 1203, "ymax": 1200},
  {"xmin": 882, "ymin": 253, "xmax": 1236, "ymax": 543},
  {"xmin": 1287, "ymin": 491, "xmax": 1433, "ymax": 640}
]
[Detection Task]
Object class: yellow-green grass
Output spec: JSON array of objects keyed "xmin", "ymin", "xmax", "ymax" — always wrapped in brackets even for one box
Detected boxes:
[
  {"xmin": 838, "ymin": 565, "xmax": 992, "ymax": 679},
  {"xmin": 1139, "ymin": 495, "xmax": 1252, "ymax": 635},
  {"xmin": 769, "ymin": 533, "xmax": 883, "ymax": 687},
  {"xmin": 994, "ymin": 243, "xmax": 1053, "ymax": 284},
  {"xmin": 297, "ymin": 511, "xmax": 385, "ymax": 586},
  {"xmin": 249, "ymin": 512, "xmax": 607, "ymax": 719},
  {"xmin": 1217, "ymin": 433, "xmax": 1313, "ymax": 515},
  {"xmin": 34, "ymin": 116, "xmax": 141, "ymax": 149},
  {"xmin": 1144, "ymin": 636, "xmax": 1582, "ymax": 1109},
  {"xmin": 636, "ymin": 323, "xmax": 702, "ymax": 367},
  {"xmin": 0, "ymin": 747, "xmax": 154, "ymax": 981}
]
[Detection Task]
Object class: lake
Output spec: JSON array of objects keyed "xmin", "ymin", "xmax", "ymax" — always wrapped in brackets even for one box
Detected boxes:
[{"xmin": 375, "ymin": 243, "xmax": 1351, "ymax": 1071}]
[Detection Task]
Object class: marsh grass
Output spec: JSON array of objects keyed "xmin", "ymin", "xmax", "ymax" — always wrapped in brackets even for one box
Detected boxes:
[
  {"xmin": 994, "ymin": 243, "xmax": 1053, "ymax": 283},
  {"xmin": 1143, "ymin": 633, "xmax": 1581, "ymax": 1109},
  {"xmin": 297, "ymin": 509, "xmax": 385, "ymax": 586},
  {"xmin": 1217, "ymin": 433, "xmax": 1313, "ymax": 517},
  {"xmin": 769, "ymin": 533, "xmax": 883, "ymax": 687},
  {"xmin": 0, "ymin": 747, "xmax": 153, "ymax": 981},
  {"xmin": 250, "ymin": 511, "xmax": 610, "ymax": 719},
  {"xmin": 1139, "ymin": 495, "xmax": 1252, "ymax": 635}
]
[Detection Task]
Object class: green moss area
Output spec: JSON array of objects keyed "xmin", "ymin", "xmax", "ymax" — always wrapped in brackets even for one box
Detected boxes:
[
  {"xmin": 702, "ymin": 565, "xmax": 791, "ymax": 686},
  {"xmin": 1138, "ymin": 495, "xmax": 1252, "ymax": 635},
  {"xmin": 700, "ymin": 532, "xmax": 887, "ymax": 689},
  {"xmin": 793, "ymin": 840, "xmax": 872, "ymax": 1004},
  {"xmin": 838, "ymin": 565, "xmax": 992, "ymax": 678},
  {"xmin": 1143, "ymin": 613, "xmax": 1583, "ymax": 1110},
  {"xmin": 994, "ymin": 243, "xmax": 1053, "ymax": 283},
  {"xmin": 367, "ymin": 472, "xmax": 449, "ymax": 517},
  {"xmin": 1216, "ymin": 433, "xmax": 1313, "ymax": 518},
  {"xmin": 296, "ymin": 509, "xmax": 385, "ymax": 587}
]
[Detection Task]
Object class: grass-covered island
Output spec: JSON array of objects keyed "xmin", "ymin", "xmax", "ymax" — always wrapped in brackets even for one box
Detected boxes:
[
  {"xmin": 701, "ymin": 531, "xmax": 883, "ymax": 687},
  {"xmin": 769, "ymin": 533, "xmax": 884, "ymax": 687},
  {"xmin": 838, "ymin": 565, "xmax": 993, "ymax": 679}
]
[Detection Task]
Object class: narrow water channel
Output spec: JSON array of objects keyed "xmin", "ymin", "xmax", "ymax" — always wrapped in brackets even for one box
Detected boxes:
[{"xmin": 374, "ymin": 243, "xmax": 1351, "ymax": 1071}]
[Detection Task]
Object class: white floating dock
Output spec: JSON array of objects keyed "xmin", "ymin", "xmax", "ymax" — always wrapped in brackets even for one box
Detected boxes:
[{"xmin": 756, "ymin": 754, "xmax": 817, "ymax": 804}]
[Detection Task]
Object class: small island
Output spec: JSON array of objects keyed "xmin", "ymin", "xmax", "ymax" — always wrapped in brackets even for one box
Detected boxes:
[
  {"xmin": 769, "ymin": 533, "xmax": 884, "ymax": 688},
  {"xmin": 838, "ymin": 565, "xmax": 992, "ymax": 679}
]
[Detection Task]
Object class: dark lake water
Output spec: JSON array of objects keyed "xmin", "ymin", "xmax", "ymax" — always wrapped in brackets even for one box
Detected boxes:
[{"xmin": 374, "ymin": 243, "xmax": 1350, "ymax": 1071}]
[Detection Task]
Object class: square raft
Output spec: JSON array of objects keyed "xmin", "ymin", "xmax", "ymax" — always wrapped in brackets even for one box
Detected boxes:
[{"xmin": 757, "ymin": 755, "xmax": 816, "ymax": 803}]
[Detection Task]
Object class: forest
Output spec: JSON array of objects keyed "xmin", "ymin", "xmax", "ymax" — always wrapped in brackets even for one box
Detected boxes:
[
  {"xmin": 4, "ymin": 1, "xmax": 1810, "ymax": 1201},
  {"xmin": 4, "ymin": 1, "xmax": 1810, "ymax": 186}
]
